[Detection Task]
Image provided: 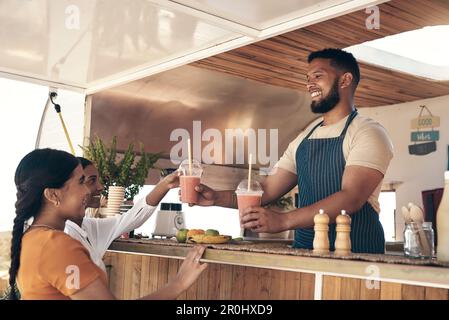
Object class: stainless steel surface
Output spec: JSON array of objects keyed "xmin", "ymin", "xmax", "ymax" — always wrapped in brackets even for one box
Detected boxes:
[{"xmin": 90, "ymin": 65, "xmax": 319, "ymax": 169}]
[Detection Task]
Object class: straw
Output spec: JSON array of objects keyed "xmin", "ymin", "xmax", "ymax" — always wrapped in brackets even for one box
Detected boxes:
[
  {"xmin": 248, "ymin": 153, "xmax": 252, "ymax": 191},
  {"xmin": 187, "ymin": 138, "xmax": 192, "ymax": 176}
]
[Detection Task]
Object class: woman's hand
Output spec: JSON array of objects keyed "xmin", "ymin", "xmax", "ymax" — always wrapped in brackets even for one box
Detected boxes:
[
  {"xmin": 175, "ymin": 246, "xmax": 208, "ymax": 291},
  {"xmin": 146, "ymin": 171, "xmax": 181, "ymax": 206},
  {"xmin": 163, "ymin": 170, "xmax": 181, "ymax": 189}
]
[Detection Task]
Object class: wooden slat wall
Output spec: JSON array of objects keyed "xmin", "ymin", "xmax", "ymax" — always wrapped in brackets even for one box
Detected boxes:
[
  {"xmin": 105, "ymin": 252, "xmax": 449, "ymax": 300},
  {"xmin": 191, "ymin": 0, "xmax": 449, "ymax": 107},
  {"xmin": 322, "ymin": 275, "xmax": 449, "ymax": 300},
  {"xmin": 104, "ymin": 252, "xmax": 314, "ymax": 300}
]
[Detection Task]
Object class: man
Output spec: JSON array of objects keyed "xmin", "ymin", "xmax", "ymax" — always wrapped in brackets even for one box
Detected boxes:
[{"xmin": 191, "ymin": 48, "xmax": 393, "ymax": 253}]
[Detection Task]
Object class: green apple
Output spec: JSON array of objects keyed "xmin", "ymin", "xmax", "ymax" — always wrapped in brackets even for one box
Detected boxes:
[{"xmin": 176, "ymin": 229, "xmax": 189, "ymax": 243}]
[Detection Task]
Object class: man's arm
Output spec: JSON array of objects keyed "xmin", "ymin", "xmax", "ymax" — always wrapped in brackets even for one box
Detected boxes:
[
  {"xmin": 197, "ymin": 167, "xmax": 297, "ymax": 209},
  {"xmin": 260, "ymin": 167, "xmax": 298, "ymax": 206},
  {"xmin": 241, "ymin": 165, "xmax": 384, "ymax": 232}
]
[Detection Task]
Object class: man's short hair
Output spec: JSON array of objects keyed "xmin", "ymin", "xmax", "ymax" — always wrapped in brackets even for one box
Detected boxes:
[
  {"xmin": 308, "ymin": 48, "xmax": 360, "ymax": 89},
  {"xmin": 76, "ymin": 156, "xmax": 93, "ymax": 169}
]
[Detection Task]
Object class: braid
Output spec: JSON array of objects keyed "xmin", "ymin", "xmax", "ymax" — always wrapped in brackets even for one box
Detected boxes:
[
  {"xmin": 8, "ymin": 190, "xmax": 40, "ymax": 300},
  {"xmin": 8, "ymin": 214, "xmax": 25, "ymax": 300}
]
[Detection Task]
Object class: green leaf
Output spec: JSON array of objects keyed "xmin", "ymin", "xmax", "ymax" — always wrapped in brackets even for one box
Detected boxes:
[{"xmin": 81, "ymin": 136, "xmax": 160, "ymax": 200}]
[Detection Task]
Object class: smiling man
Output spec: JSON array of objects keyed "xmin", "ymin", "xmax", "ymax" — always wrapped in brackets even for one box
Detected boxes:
[{"xmin": 193, "ymin": 48, "xmax": 394, "ymax": 253}]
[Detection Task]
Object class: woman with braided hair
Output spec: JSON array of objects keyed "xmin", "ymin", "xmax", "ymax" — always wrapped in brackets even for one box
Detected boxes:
[{"xmin": 9, "ymin": 148, "xmax": 207, "ymax": 300}]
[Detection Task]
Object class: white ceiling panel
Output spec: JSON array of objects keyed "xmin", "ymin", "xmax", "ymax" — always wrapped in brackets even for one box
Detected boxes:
[
  {"xmin": 173, "ymin": 0, "xmax": 353, "ymax": 30},
  {"xmin": 0, "ymin": 0, "xmax": 240, "ymax": 89},
  {"xmin": 0, "ymin": 0, "xmax": 386, "ymax": 92}
]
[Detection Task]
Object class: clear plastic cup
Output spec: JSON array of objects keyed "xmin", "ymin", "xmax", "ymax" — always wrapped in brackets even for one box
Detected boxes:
[
  {"xmin": 179, "ymin": 159, "xmax": 203, "ymax": 204},
  {"xmin": 235, "ymin": 179, "xmax": 263, "ymax": 236}
]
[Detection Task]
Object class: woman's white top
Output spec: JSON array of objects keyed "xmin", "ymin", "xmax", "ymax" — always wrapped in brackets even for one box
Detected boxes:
[{"xmin": 65, "ymin": 197, "xmax": 156, "ymax": 272}]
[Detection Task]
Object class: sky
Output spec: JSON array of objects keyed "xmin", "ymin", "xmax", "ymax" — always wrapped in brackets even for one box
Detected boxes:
[{"xmin": 0, "ymin": 78, "xmax": 47, "ymax": 231}]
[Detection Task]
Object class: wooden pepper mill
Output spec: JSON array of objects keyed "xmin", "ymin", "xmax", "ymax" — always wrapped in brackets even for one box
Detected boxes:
[
  {"xmin": 313, "ymin": 209, "xmax": 330, "ymax": 254},
  {"xmin": 334, "ymin": 210, "xmax": 352, "ymax": 256}
]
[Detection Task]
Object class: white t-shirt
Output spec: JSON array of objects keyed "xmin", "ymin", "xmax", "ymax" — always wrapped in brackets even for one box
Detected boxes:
[
  {"xmin": 65, "ymin": 197, "xmax": 156, "ymax": 272},
  {"xmin": 275, "ymin": 113, "xmax": 394, "ymax": 213}
]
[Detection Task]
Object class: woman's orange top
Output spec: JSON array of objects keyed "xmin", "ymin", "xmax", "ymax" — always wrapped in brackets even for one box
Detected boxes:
[{"xmin": 17, "ymin": 227, "xmax": 108, "ymax": 300}]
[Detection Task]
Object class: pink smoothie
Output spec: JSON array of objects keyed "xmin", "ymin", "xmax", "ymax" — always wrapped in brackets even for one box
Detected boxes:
[
  {"xmin": 180, "ymin": 176, "xmax": 201, "ymax": 204},
  {"xmin": 237, "ymin": 194, "xmax": 262, "ymax": 217}
]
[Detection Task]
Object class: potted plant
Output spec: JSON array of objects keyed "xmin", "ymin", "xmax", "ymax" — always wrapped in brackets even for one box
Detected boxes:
[{"xmin": 81, "ymin": 136, "xmax": 160, "ymax": 216}]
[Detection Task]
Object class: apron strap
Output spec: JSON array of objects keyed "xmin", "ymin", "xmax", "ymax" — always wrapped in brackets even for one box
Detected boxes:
[
  {"xmin": 339, "ymin": 109, "xmax": 358, "ymax": 138},
  {"xmin": 303, "ymin": 109, "xmax": 358, "ymax": 141},
  {"xmin": 303, "ymin": 120, "xmax": 324, "ymax": 140}
]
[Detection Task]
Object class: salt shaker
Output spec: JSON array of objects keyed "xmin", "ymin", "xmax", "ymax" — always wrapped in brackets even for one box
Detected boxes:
[{"xmin": 313, "ymin": 209, "xmax": 330, "ymax": 254}]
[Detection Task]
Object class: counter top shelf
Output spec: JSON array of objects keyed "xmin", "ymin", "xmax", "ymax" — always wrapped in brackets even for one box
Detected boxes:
[{"xmin": 105, "ymin": 239, "xmax": 449, "ymax": 300}]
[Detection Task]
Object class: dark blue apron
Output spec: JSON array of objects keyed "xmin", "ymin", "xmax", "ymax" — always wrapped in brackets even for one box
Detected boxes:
[{"xmin": 294, "ymin": 110, "xmax": 385, "ymax": 253}]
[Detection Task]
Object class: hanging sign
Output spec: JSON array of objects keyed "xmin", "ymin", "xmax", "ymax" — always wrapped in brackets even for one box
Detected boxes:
[
  {"xmin": 409, "ymin": 142, "xmax": 437, "ymax": 155},
  {"xmin": 411, "ymin": 131, "xmax": 439, "ymax": 142},
  {"xmin": 408, "ymin": 105, "xmax": 439, "ymax": 156},
  {"xmin": 410, "ymin": 115, "xmax": 440, "ymax": 129}
]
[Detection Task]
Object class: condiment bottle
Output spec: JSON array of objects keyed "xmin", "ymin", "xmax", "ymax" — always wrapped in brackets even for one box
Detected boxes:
[
  {"xmin": 334, "ymin": 210, "xmax": 351, "ymax": 256},
  {"xmin": 437, "ymin": 171, "xmax": 449, "ymax": 262},
  {"xmin": 313, "ymin": 209, "xmax": 329, "ymax": 254}
]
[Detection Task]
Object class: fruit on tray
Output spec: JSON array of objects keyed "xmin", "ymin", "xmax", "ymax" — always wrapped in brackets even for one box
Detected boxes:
[
  {"xmin": 188, "ymin": 234, "xmax": 232, "ymax": 244},
  {"xmin": 204, "ymin": 229, "xmax": 220, "ymax": 236},
  {"xmin": 176, "ymin": 229, "xmax": 189, "ymax": 243},
  {"xmin": 186, "ymin": 229, "xmax": 205, "ymax": 238}
]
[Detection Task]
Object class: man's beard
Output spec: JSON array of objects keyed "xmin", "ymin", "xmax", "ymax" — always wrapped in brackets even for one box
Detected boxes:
[{"xmin": 310, "ymin": 78, "xmax": 340, "ymax": 114}]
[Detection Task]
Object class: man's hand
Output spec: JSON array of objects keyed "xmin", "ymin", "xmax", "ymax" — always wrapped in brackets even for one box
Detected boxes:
[
  {"xmin": 240, "ymin": 206, "xmax": 288, "ymax": 233},
  {"xmin": 179, "ymin": 184, "xmax": 217, "ymax": 206}
]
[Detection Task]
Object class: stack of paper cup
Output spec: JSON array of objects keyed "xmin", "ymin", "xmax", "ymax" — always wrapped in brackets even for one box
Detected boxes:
[{"xmin": 104, "ymin": 186, "xmax": 125, "ymax": 216}]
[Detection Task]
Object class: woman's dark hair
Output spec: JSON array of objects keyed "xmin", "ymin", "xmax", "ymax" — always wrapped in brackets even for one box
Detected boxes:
[
  {"xmin": 76, "ymin": 156, "xmax": 93, "ymax": 169},
  {"xmin": 8, "ymin": 148, "xmax": 79, "ymax": 299}
]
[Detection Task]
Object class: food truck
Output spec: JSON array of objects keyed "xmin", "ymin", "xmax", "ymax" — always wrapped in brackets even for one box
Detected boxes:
[{"xmin": 1, "ymin": 0, "xmax": 449, "ymax": 300}]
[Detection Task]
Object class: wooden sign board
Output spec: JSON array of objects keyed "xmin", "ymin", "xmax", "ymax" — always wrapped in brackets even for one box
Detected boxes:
[
  {"xmin": 409, "ymin": 141, "xmax": 437, "ymax": 156},
  {"xmin": 411, "ymin": 116, "xmax": 440, "ymax": 129},
  {"xmin": 411, "ymin": 131, "xmax": 439, "ymax": 142}
]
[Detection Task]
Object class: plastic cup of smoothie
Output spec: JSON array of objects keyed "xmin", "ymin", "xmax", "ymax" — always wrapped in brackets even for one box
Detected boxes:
[
  {"xmin": 235, "ymin": 179, "xmax": 263, "ymax": 236},
  {"xmin": 179, "ymin": 159, "xmax": 203, "ymax": 204}
]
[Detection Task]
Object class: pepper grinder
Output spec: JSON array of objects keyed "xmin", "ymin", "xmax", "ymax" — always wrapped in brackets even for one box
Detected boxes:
[
  {"xmin": 335, "ymin": 210, "xmax": 352, "ymax": 256},
  {"xmin": 313, "ymin": 209, "xmax": 330, "ymax": 254}
]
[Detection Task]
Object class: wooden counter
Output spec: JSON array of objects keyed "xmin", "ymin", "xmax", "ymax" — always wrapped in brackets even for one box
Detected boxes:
[{"xmin": 104, "ymin": 239, "xmax": 449, "ymax": 300}]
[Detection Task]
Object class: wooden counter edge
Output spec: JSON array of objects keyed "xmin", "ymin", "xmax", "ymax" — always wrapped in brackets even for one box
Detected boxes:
[{"xmin": 108, "ymin": 241, "xmax": 449, "ymax": 289}]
